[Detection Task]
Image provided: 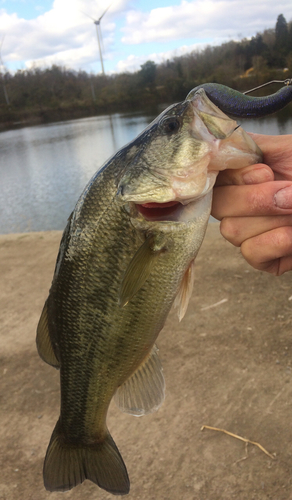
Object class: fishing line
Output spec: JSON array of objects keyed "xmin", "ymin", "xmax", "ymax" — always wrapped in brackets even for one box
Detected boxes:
[{"xmin": 243, "ymin": 78, "xmax": 292, "ymax": 95}]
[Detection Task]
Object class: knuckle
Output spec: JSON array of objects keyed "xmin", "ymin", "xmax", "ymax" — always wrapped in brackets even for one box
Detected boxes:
[
  {"xmin": 241, "ymin": 227, "xmax": 292, "ymax": 276},
  {"xmin": 240, "ymin": 239, "xmax": 278, "ymax": 274},
  {"xmin": 220, "ymin": 218, "xmax": 242, "ymax": 246},
  {"xmin": 271, "ymin": 226, "xmax": 292, "ymax": 252}
]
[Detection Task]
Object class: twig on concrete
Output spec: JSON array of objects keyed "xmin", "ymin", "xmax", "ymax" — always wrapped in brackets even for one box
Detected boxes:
[
  {"xmin": 200, "ymin": 298, "xmax": 228, "ymax": 311},
  {"xmin": 201, "ymin": 425, "xmax": 275, "ymax": 460}
]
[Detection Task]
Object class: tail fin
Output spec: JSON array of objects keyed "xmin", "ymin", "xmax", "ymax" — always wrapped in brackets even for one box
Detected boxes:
[{"xmin": 43, "ymin": 419, "xmax": 130, "ymax": 495}]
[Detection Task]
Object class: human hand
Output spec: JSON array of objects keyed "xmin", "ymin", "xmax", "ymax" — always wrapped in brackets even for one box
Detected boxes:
[{"xmin": 212, "ymin": 133, "xmax": 292, "ymax": 275}]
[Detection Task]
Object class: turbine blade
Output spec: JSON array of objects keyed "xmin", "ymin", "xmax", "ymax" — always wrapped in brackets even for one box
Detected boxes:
[
  {"xmin": 98, "ymin": 3, "xmax": 112, "ymax": 22},
  {"xmin": 80, "ymin": 10, "xmax": 96, "ymax": 22}
]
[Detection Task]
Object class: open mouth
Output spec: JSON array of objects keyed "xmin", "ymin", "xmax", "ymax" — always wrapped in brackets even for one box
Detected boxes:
[{"xmin": 136, "ymin": 201, "xmax": 181, "ymax": 221}]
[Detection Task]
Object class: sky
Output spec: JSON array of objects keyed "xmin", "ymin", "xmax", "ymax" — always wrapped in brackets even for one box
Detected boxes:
[{"xmin": 0, "ymin": 0, "xmax": 292, "ymax": 75}]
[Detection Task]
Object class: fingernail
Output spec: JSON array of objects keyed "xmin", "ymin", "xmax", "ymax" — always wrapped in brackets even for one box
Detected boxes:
[
  {"xmin": 274, "ymin": 186, "xmax": 292, "ymax": 209},
  {"xmin": 242, "ymin": 168, "xmax": 272, "ymax": 185}
]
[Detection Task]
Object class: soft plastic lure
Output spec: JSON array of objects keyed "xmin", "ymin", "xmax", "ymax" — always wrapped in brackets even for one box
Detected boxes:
[{"xmin": 187, "ymin": 79, "xmax": 292, "ymax": 118}]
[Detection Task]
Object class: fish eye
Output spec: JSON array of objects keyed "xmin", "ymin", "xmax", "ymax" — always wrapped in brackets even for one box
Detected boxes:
[{"xmin": 161, "ymin": 117, "xmax": 181, "ymax": 135}]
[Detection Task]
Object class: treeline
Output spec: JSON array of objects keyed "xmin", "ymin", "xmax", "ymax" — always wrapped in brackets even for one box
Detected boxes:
[{"xmin": 0, "ymin": 14, "xmax": 292, "ymax": 128}]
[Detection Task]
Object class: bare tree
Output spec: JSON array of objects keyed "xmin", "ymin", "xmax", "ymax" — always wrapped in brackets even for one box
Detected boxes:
[{"xmin": 0, "ymin": 36, "xmax": 10, "ymax": 105}]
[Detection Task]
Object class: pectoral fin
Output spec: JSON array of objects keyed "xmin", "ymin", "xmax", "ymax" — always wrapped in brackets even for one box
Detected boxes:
[
  {"xmin": 114, "ymin": 345, "xmax": 165, "ymax": 416},
  {"xmin": 36, "ymin": 301, "xmax": 60, "ymax": 368},
  {"xmin": 119, "ymin": 234, "xmax": 166, "ymax": 307},
  {"xmin": 174, "ymin": 259, "xmax": 196, "ymax": 322}
]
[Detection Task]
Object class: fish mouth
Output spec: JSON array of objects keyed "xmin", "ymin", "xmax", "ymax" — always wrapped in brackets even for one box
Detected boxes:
[{"xmin": 135, "ymin": 201, "xmax": 183, "ymax": 221}]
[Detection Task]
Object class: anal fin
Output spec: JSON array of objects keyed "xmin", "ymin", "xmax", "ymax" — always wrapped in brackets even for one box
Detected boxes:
[
  {"xmin": 114, "ymin": 345, "xmax": 165, "ymax": 417},
  {"xmin": 36, "ymin": 301, "xmax": 60, "ymax": 368}
]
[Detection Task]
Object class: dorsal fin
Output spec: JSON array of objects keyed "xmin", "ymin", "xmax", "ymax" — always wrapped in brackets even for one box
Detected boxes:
[{"xmin": 114, "ymin": 345, "xmax": 165, "ymax": 417}]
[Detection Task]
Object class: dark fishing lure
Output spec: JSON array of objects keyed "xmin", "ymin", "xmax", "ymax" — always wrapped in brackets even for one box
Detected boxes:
[{"xmin": 187, "ymin": 79, "xmax": 292, "ymax": 118}]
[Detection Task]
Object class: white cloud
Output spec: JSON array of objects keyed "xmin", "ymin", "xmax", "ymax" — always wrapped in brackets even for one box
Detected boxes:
[
  {"xmin": 0, "ymin": 0, "xmax": 291, "ymax": 74},
  {"xmin": 122, "ymin": 0, "xmax": 292, "ymax": 44},
  {"xmin": 115, "ymin": 41, "xmax": 210, "ymax": 73},
  {"xmin": 0, "ymin": 0, "xmax": 126, "ymax": 70}
]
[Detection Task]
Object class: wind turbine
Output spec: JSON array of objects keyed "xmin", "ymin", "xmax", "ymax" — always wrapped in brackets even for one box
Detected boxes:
[{"xmin": 82, "ymin": 4, "xmax": 112, "ymax": 75}]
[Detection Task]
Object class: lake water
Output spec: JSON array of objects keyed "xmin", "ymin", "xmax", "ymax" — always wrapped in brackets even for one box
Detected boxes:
[{"xmin": 0, "ymin": 110, "xmax": 291, "ymax": 234}]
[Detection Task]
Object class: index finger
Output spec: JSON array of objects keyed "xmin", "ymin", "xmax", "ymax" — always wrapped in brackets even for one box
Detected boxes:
[
  {"xmin": 212, "ymin": 181, "xmax": 292, "ymax": 220},
  {"xmin": 248, "ymin": 133, "xmax": 292, "ymax": 180},
  {"xmin": 215, "ymin": 163, "xmax": 274, "ymax": 187}
]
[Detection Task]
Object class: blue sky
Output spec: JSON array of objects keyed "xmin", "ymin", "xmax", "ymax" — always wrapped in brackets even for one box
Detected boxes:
[{"xmin": 0, "ymin": 0, "xmax": 292, "ymax": 74}]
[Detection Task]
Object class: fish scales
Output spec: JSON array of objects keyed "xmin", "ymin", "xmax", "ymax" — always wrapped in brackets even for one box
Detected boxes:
[
  {"xmin": 37, "ymin": 88, "xmax": 262, "ymax": 495},
  {"xmin": 52, "ymin": 178, "xmax": 206, "ymax": 428}
]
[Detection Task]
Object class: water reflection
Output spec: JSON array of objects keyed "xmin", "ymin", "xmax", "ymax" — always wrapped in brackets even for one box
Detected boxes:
[
  {"xmin": 0, "ymin": 112, "xmax": 155, "ymax": 234},
  {"xmin": 0, "ymin": 111, "xmax": 291, "ymax": 234},
  {"xmin": 240, "ymin": 107, "xmax": 292, "ymax": 135}
]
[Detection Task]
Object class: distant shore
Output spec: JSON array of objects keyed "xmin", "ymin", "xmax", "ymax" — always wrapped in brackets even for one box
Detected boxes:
[
  {"xmin": 1, "ymin": 97, "xmax": 292, "ymax": 133},
  {"xmin": 0, "ymin": 102, "xmax": 160, "ymax": 132}
]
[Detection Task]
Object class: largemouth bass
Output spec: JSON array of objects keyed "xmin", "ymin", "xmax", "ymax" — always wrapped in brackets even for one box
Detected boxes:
[{"xmin": 37, "ymin": 88, "xmax": 262, "ymax": 495}]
